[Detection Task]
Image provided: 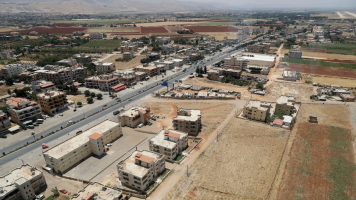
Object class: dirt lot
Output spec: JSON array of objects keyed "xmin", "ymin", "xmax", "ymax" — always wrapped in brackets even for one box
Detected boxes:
[
  {"xmin": 109, "ymin": 55, "xmax": 145, "ymax": 70},
  {"xmin": 197, "ymin": 32, "xmax": 238, "ymax": 40},
  {"xmin": 164, "ymin": 118, "xmax": 289, "ymax": 200},
  {"xmin": 283, "ymin": 63, "xmax": 356, "ymax": 78},
  {"xmin": 141, "ymin": 101, "xmax": 236, "ymax": 136},
  {"xmin": 141, "ymin": 27, "xmax": 168, "ymax": 33},
  {"xmin": 275, "ymin": 104, "xmax": 356, "ymax": 200},
  {"xmin": 265, "ymin": 82, "xmax": 315, "ymax": 101},
  {"xmin": 0, "ymin": 84, "xmax": 24, "ymax": 96},
  {"xmin": 68, "ymin": 95, "xmax": 88, "ymax": 104},
  {"xmin": 312, "ymin": 76, "xmax": 356, "ymax": 87},
  {"xmin": 138, "ymin": 22, "xmax": 202, "ymax": 27},
  {"xmin": 184, "ymin": 25, "xmax": 238, "ymax": 32}
]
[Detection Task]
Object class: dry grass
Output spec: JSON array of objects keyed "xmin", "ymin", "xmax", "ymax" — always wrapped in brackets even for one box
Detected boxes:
[
  {"xmin": 0, "ymin": 84, "xmax": 24, "ymax": 96},
  {"xmin": 265, "ymin": 82, "xmax": 315, "ymax": 101},
  {"xmin": 0, "ymin": 26, "xmax": 18, "ymax": 32},
  {"xmin": 282, "ymin": 49, "xmax": 356, "ymax": 60},
  {"xmin": 141, "ymin": 101, "xmax": 235, "ymax": 136},
  {"xmin": 164, "ymin": 118, "xmax": 288, "ymax": 200},
  {"xmin": 114, "ymin": 55, "xmax": 145, "ymax": 70},
  {"xmin": 196, "ymin": 32, "xmax": 238, "ymax": 40},
  {"xmin": 68, "ymin": 95, "xmax": 88, "ymax": 104},
  {"xmin": 137, "ymin": 21, "xmax": 203, "ymax": 27},
  {"xmin": 312, "ymin": 76, "xmax": 356, "ymax": 87}
]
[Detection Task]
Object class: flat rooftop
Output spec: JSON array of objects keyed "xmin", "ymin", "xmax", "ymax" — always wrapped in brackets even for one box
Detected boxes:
[
  {"xmin": 72, "ymin": 182, "xmax": 122, "ymax": 200},
  {"xmin": 119, "ymin": 150, "xmax": 161, "ymax": 177},
  {"xmin": 0, "ymin": 165, "xmax": 41, "ymax": 198},
  {"xmin": 245, "ymin": 101, "xmax": 271, "ymax": 111},
  {"xmin": 173, "ymin": 109, "xmax": 201, "ymax": 122},
  {"xmin": 231, "ymin": 53, "xmax": 275, "ymax": 62},
  {"xmin": 119, "ymin": 106, "xmax": 148, "ymax": 118},
  {"xmin": 276, "ymin": 96, "xmax": 295, "ymax": 106},
  {"xmin": 44, "ymin": 120, "xmax": 118, "ymax": 159},
  {"xmin": 150, "ymin": 129, "xmax": 188, "ymax": 149}
]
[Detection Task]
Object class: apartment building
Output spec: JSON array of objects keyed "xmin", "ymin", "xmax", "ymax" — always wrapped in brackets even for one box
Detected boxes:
[
  {"xmin": 85, "ymin": 74, "xmax": 119, "ymax": 91},
  {"xmin": 6, "ymin": 97, "xmax": 42, "ymax": 125},
  {"xmin": 289, "ymin": 50, "xmax": 302, "ymax": 59},
  {"xmin": 237, "ymin": 27, "xmax": 249, "ymax": 41},
  {"xmin": 89, "ymin": 32, "xmax": 104, "ymax": 39},
  {"xmin": 56, "ymin": 58, "xmax": 77, "ymax": 66},
  {"xmin": 35, "ymin": 66, "xmax": 86, "ymax": 84},
  {"xmin": 172, "ymin": 109, "xmax": 201, "ymax": 136},
  {"xmin": 133, "ymin": 64, "xmax": 159, "ymax": 77},
  {"xmin": 224, "ymin": 56, "xmax": 248, "ymax": 69},
  {"xmin": 207, "ymin": 68, "xmax": 242, "ymax": 81},
  {"xmin": 120, "ymin": 45, "xmax": 137, "ymax": 53},
  {"xmin": 153, "ymin": 60, "xmax": 174, "ymax": 70},
  {"xmin": 252, "ymin": 27, "xmax": 265, "ymax": 35},
  {"xmin": 31, "ymin": 80, "xmax": 56, "ymax": 94},
  {"xmin": 123, "ymin": 52, "xmax": 134, "ymax": 59},
  {"xmin": 0, "ymin": 49, "xmax": 14, "ymax": 59},
  {"xmin": 1, "ymin": 64, "xmax": 23, "ymax": 78},
  {"xmin": 73, "ymin": 53, "xmax": 92, "ymax": 64},
  {"xmin": 0, "ymin": 110, "xmax": 11, "ymax": 130},
  {"xmin": 243, "ymin": 100, "xmax": 271, "ymax": 122},
  {"xmin": 43, "ymin": 120, "xmax": 122, "ymax": 174},
  {"xmin": 72, "ymin": 182, "xmax": 123, "ymax": 200},
  {"xmin": 95, "ymin": 62, "xmax": 115, "ymax": 72},
  {"xmin": 117, "ymin": 150, "xmax": 165, "ymax": 191},
  {"xmin": 247, "ymin": 43, "xmax": 271, "ymax": 54},
  {"xmin": 37, "ymin": 91, "xmax": 68, "ymax": 116},
  {"xmin": 282, "ymin": 70, "xmax": 302, "ymax": 81},
  {"xmin": 0, "ymin": 164, "xmax": 46, "ymax": 200},
  {"xmin": 170, "ymin": 59, "xmax": 183, "ymax": 67},
  {"xmin": 149, "ymin": 129, "xmax": 188, "ymax": 161},
  {"xmin": 276, "ymin": 96, "xmax": 296, "ymax": 115},
  {"xmin": 156, "ymin": 37, "xmax": 171, "ymax": 44},
  {"xmin": 119, "ymin": 106, "xmax": 151, "ymax": 128}
]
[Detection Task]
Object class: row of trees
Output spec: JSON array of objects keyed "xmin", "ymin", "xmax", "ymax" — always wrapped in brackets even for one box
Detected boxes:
[
  {"xmin": 177, "ymin": 30, "xmax": 194, "ymax": 34},
  {"xmin": 84, "ymin": 90, "xmax": 102, "ymax": 99},
  {"xmin": 221, "ymin": 75, "xmax": 251, "ymax": 86}
]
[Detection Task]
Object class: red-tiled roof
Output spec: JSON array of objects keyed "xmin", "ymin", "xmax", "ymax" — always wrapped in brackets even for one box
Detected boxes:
[
  {"xmin": 88, "ymin": 132, "xmax": 103, "ymax": 140},
  {"xmin": 164, "ymin": 130, "xmax": 180, "ymax": 138},
  {"xmin": 139, "ymin": 109, "xmax": 146, "ymax": 114},
  {"xmin": 273, "ymin": 119, "xmax": 283, "ymax": 126},
  {"xmin": 135, "ymin": 153, "xmax": 154, "ymax": 164}
]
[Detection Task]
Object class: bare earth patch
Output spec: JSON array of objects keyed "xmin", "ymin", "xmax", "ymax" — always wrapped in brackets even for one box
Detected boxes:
[
  {"xmin": 0, "ymin": 84, "xmax": 24, "ymax": 96},
  {"xmin": 164, "ymin": 118, "xmax": 288, "ymax": 200},
  {"xmin": 312, "ymin": 76, "xmax": 356, "ymax": 87},
  {"xmin": 265, "ymin": 82, "xmax": 315, "ymax": 101},
  {"xmin": 114, "ymin": 55, "xmax": 145, "ymax": 70}
]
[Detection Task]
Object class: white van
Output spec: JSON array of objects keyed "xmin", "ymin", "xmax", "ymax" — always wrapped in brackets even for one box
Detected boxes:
[{"xmin": 36, "ymin": 119, "xmax": 44, "ymax": 124}]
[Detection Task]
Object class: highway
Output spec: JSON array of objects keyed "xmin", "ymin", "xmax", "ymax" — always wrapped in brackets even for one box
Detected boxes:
[{"xmin": 0, "ymin": 45, "xmax": 241, "ymax": 166}]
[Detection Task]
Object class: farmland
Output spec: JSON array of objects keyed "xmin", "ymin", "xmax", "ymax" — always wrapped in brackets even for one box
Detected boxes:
[
  {"xmin": 275, "ymin": 103, "xmax": 356, "ymax": 200},
  {"xmin": 301, "ymin": 44, "xmax": 356, "ymax": 55},
  {"xmin": 284, "ymin": 63, "xmax": 356, "ymax": 78},
  {"xmin": 184, "ymin": 25, "xmax": 239, "ymax": 32},
  {"xmin": 285, "ymin": 50, "xmax": 356, "ymax": 60},
  {"xmin": 140, "ymin": 27, "xmax": 168, "ymax": 33},
  {"xmin": 283, "ymin": 57, "xmax": 356, "ymax": 69},
  {"xmin": 81, "ymin": 40, "xmax": 120, "ymax": 49},
  {"xmin": 50, "ymin": 19, "xmax": 145, "ymax": 25},
  {"xmin": 85, "ymin": 27, "xmax": 140, "ymax": 33},
  {"xmin": 39, "ymin": 40, "xmax": 121, "ymax": 54},
  {"xmin": 312, "ymin": 76, "xmax": 356, "ymax": 87},
  {"xmin": 0, "ymin": 27, "xmax": 87, "ymax": 34},
  {"xmin": 164, "ymin": 118, "xmax": 289, "ymax": 200}
]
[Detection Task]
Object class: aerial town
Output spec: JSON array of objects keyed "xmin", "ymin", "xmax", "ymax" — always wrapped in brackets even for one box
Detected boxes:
[{"xmin": 0, "ymin": 4, "xmax": 356, "ymax": 200}]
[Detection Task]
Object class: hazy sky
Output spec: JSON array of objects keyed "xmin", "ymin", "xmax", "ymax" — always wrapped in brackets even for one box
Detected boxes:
[{"xmin": 187, "ymin": 0, "xmax": 356, "ymax": 9}]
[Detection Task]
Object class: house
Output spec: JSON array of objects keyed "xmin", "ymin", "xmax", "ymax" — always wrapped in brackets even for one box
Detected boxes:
[
  {"xmin": 6, "ymin": 97, "xmax": 42, "ymax": 126},
  {"xmin": 282, "ymin": 70, "xmax": 301, "ymax": 81},
  {"xmin": 149, "ymin": 129, "xmax": 188, "ymax": 161},
  {"xmin": 43, "ymin": 120, "xmax": 122, "ymax": 174},
  {"xmin": 117, "ymin": 150, "xmax": 165, "ymax": 191},
  {"xmin": 247, "ymin": 43, "xmax": 270, "ymax": 54},
  {"xmin": 89, "ymin": 32, "xmax": 104, "ymax": 39},
  {"xmin": 95, "ymin": 62, "xmax": 115, "ymax": 72},
  {"xmin": 133, "ymin": 64, "xmax": 159, "ymax": 77},
  {"xmin": 243, "ymin": 101, "xmax": 271, "ymax": 122},
  {"xmin": 283, "ymin": 115, "xmax": 293, "ymax": 126},
  {"xmin": 0, "ymin": 49, "xmax": 15, "ymax": 59},
  {"xmin": 72, "ymin": 182, "xmax": 123, "ymax": 200},
  {"xmin": 172, "ymin": 109, "xmax": 201, "ymax": 136},
  {"xmin": 31, "ymin": 80, "xmax": 56, "ymax": 94},
  {"xmin": 73, "ymin": 53, "xmax": 92, "ymax": 64},
  {"xmin": 0, "ymin": 110, "xmax": 11, "ymax": 130},
  {"xmin": 275, "ymin": 96, "xmax": 295, "ymax": 115},
  {"xmin": 289, "ymin": 50, "xmax": 302, "ymax": 59},
  {"xmin": 123, "ymin": 52, "xmax": 134, "ymax": 59},
  {"xmin": 119, "ymin": 106, "xmax": 150, "ymax": 128}
]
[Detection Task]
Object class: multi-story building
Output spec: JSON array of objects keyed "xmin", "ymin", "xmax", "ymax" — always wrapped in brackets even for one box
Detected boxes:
[
  {"xmin": 156, "ymin": 37, "xmax": 171, "ymax": 44},
  {"xmin": 275, "ymin": 96, "xmax": 296, "ymax": 115},
  {"xmin": 72, "ymin": 182, "xmax": 123, "ymax": 200},
  {"xmin": 117, "ymin": 150, "xmax": 165, "ymax": 191},
  {"xmin": 207, "ymin": 68, "xmax": 242, "ymax": 81},
  {"xmin": 0, "ymin": 164, "xmax": 47, "ymax": 200},
  {"xmin": 282, "ymin": 70, "xmax": 301, "ymax": 81},
  {"xmin": 95, "ymin": 62, "xmax": 115, "ymax": 72},
  {"xmin": 89, "ymin": 32, "xmax": 104, "ymax": 39},
  {"xmin": 252, "ymin": 27, "xmax": 265, "ymax": 35},
  {"xmin": 31, "ymin": 80, "xmax": 56, "ymax": 94},
  {"xmin": 289, "ymin": 50, "xmax": 302, "ymax": 59},
  {"xmin": 85, "ymin": 74, "xmax": 119, "ymax": 91},
  {"xmin": 119, "ymin": 106, "xmax": 151, "ymax": 128},
  {"xmin": 247, "ymin": 43, "xmax": 270, "ymax": 54},
  {"xmin": 6, "ymin": 97, "xmax": 42, "ymax": 125},
  {"xmin": 73, "ymin": 54, "xmax": 92, "ymax": 64},
  {"xmin": 224, "ymin": 56, "xmax": 248, "ymax": 69},
  {"xmin": 0, "ymin": 110, "xmax": 11, "ymax": 130},
  {"xmin": 149, "ymin": 129, "xmax": 188, "ymax": 161},
  {"xmin": 0, "ymin": 49, "xmax": 14, "ymax": 59},
  {"xmin": 172, "ymin": 109, "xmax": 201, "ymax": 136},
  {"xmin": 37, "ymin": 90, "xmax": 68, "ymax": 116},
  {"xmin": 35, "ymin": 66, "xmax": 86, "ymax": 84},
  {"xmin": 123, "ymin": 52, "xmax": 134, "ymax": 59},
  {"xmin": 120, "ymin": 45, "xmax": 137, "ymax": 53},
  {"xmin": 56, "ymin": 58, "xmax": 77, "ymax": 66},
  {"xmin": 237, "ymin": 27, "xmax": 249, "ymax": 41},
  {"xmin": 133, "ymin": 64, "xmax": 159, "ymax": 77},
  {"xmin": 153, "ymin": 60, "xmax": 174, "ymax": 70},
  {"xmin": 243, "ymin": 100, "xmax": 271, "ymax": 122},
  {"xmin": 1, "ymin": 64, "xmax": 23, "ymax": 78},
  {"xmin": 43, "ymin": 120, "xmax": 122, "ymax": 174}
]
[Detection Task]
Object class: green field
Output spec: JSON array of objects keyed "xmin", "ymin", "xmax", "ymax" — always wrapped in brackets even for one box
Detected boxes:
[
  {"xmin": 283, "ymin": 57, "xmax": 356, "ymax": 69},
  {"xmin": 40, "ymin": 40, "xmax": 121, "ymax": 53},
  {"xmin": 86, "ymin": 27, "xmax": 139, "ymax": 33},
  {"xmin": 302, "ymin": 44, "xmax": 356, "ymax": 55},
  {"xmin": 51, "ymin": 19, "xmax": 145, "ymax": 25},
  {"xmin": 81, "ymin": 40, "xmax": 120, "ymax": 48}
]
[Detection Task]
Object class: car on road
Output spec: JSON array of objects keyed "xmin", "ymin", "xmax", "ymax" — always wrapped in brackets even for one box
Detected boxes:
[
  {"xmin": 59, "ymin": 113, "xmax": 63, "ymax": 116},
  {"xmin": 42, "ymin": 144, "xmax": 49, "ymax": 149},
  {"xmin": 113, "ymin": 110, "xmax": 120, "ymax": 115},
  {"xmin": 102, "ymin": 104, "xmax": 107, "ymax": 107},
  {"xmin": 128, "ymin": 98, "xmax": 132, "ymax": 101},
  {"xmin": 106, "ymin": 143, "xmax": 112, "ymax": 147},
  {"xmin": 60, "ymin": 189, "xmax": 68, "ymax": 194},
  {"xmin": 137, "ymin": 123, "xmax": 143, "ymax": 128},
  {"xmin": 117, "ymin": 98, "xmax": 121, "ymax": 102},
  {"xmin": 76, "ymin": 130, "xmax": 83, "ymax": 135},
  {"xmin": 0, "ymin": 134, "xmax": 7, "ymax": 138}
]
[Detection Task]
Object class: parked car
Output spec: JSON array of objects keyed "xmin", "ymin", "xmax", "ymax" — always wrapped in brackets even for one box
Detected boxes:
[
  {"xmin": 42, "ymin": 144, "xmax": 49, "ymax": 149},
  {"xmin": 36, "ymin": 194, "xmax": 45, "ymax": 200},
  {"xmin": 113, "ymin": 110, "xmax": 120, "ymax": 115},
  {"xmin": 0, "ymin": 134, "xmax": 7, "ymax": 138},
  {"xmin": 59, "ymin": 189, "xmax": 68, "ymax": 194},
  {"xmin": 59, "ymin": 113, "xmax": 63, "ymax": 116},
  {"xmin": 26, "ymin": 125, "xmax": 34, "ymax": 129},
  {"xmin": 117, "ymin": 99, "xmax": 121, "ymax": 102},
  {"xmin": 106, "ymin": 143, "xmax": 112, "ymax": 147},
  {"xmin": 128, "ymin": 98, "xmax": 132, "ymax": 101},
  {"xmin": 137, "ymin": 123, "xmax": 144, "ymax": 128},
  {"xmin": 76, "ymin": 130, "xmax": 83, "ymax": 135},
  {"xmin": 34, "ymin": 123, "xmax": 39, "ymax": 126},
  {"xmin": 102, "ymin": 104, "xmax": 107, "ymax": 107}
]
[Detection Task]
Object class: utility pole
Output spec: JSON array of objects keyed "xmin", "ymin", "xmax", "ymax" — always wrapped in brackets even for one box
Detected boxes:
[{"xmin": 187, "ymin": 165, "xmax": 189, "ymax": 177}]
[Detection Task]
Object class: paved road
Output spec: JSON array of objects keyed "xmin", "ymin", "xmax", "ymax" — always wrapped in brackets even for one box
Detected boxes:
[{"xmin": 0, "ymin": 45, "xmax": 241, "ymax": 166}]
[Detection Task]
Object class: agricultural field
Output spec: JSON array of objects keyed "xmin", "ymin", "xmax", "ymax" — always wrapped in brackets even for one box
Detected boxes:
[
  {"xmin": 140, "ymin": 27, "xmax": 168, "ymax": 33},
  {"xmin": 301, "ymin": 44, "xmax": 356, "ymax": 55},
  {"xmin": 184, "ymin": 25, "xmax": 239, "ymax": 32},
  {"xmin": 141, "ymin": 101, "xmax": 236, "ymax": 136},
  {"xmin": 81, "ymin": 40, "xmax": 121, "ymax": 49},
  {"xmin": 283, "ymin": 58, "xmax": 356, "ymax": 70},
  {"xmin": 287, "ymin": 50, "xmax": 356, "ymax": 61},
  {"xmin": 265, "ymin": 82, "xmax": 315, "ymax": 101},
  {"xmin": 196, "ymin": 32, "xmax": 238, "ymax": 40},
  {"xmin": 50, "ymin": 19, "xmax": 145, "ymax": 25},
  {"xmin": 164, "ymin": 118, "xmax": 289, "ymax": 200},
  {"xmin": 195, "ymin": 22, "xmax": 238, "ymax": 26},
  {"xmin": 85, "ymin": 27, "xmax": 140, "ymax": 33},
  {"xmin": 0, "ymin": 27, "xmax": 87, "ymax": 34},
  {"xmin": 312, "ymin": 76, "xmax": 356, "ymax": 87},
  {"xmin": 275, "ymin": 104, "xmax": 356, "ymax": 200},
  {"xmin": 284, "ymin": 63, "xmax": 356, "ymax": 78}
]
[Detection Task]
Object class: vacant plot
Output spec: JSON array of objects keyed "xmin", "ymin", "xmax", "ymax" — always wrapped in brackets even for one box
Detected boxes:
[
  {"xmin": 265, "ymin": 82, "xmax": 315, "ymax": 101},
  {"xmin": 184, "ymin": 25, "xmax": 239, "ymax": 32},
  {"xmin": 197, "ymin": 32, "xmax": 238, "ymax": 40},
  {"xmin": 301, "ymin": 51, "xmax": 356, "ymax": 60},
  {"xmin": 284, "ymin": 63, "xmax": 356, "ymax": 78},
  {"xmin": 68, "ymin": 95, "xmax": 87, "ymax": 104},
  {"xmin": 312, "ymin": 76, "xmax": 356, "ymax": 87},
  {"xmin": 0, "ymin": 27, "xmax": 87, "ymax": 34},
  {"xmin": 0, "ymin": 84, "xmax": 24, "ymax": 96},
  {"xmin": 138, "ymin": 22, "xmax": 203, "ymax": 27},
  {"xmin": 114, "ymin": 55, "xmax": 145, "ymax": 70},
  {"xmin": 283, "ymin": 58, "xmax": 356, "ymax": 70},
  {"xmin": 140, "ymin": 27, "xmax": 168, "ymax": 33},
  {"xmin": 277, "ymin": 123, "xmax": 356, "ymax": 200},
  {"xmin": 301, "ymin": 44, "xmax": 356, "ymax": 55},
  {"xmin": 86, "ymin": 27, "xmax": 140, "ymax": 33},
  {"xmin": 164, "ymin": 118, "xmax": 288, "ymax": 200},
  {"xmin": 142, "ymin": 101, "xmax": 235, "ymax": 136}
]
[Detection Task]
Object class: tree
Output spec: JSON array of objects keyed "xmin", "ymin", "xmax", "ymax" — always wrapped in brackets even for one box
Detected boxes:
[
  {"xmin": 5, "ymin": 78, "xmax": 14, "ymax": 86},
  {"xmin": 69, "ymin": 85, "xmax": 78, "ymax": 93},
  {"xmin": 96, "ymin": 93, "xmax": 102, "ymax": 99},
  {"xmin": 87, "ymin": 98, "xmax": 93, "ymax": 104},
  {"xmin": 195, "ymin": 67, "xmax": 200, "ymax": 74},
  {"xmin": 7, "ymin": 89, "xmax": 11, "ymax": 95},
  {"xmin": 84, "ymin": 90, "xmax": 90, "ymax": 97},
  {"xmin": 256, "ymin": 83, "xmax": 264, "ymax": 90},
  {"xmin": 51, "ymin": 187, "xmax": 59, "ymax": 197},
  {"xmin": 90, "ymin": 92, "xmax": 96, "ymax": 98},
  {"xmin": 203, "ymin": 66, "xmax": 207, "ymax": 74},
  {"xmin": 77, "ymin": 102, "xmax": 82, "ymax": 107}
]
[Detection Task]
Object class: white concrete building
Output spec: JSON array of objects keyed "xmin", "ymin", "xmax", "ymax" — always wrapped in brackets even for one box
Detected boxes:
[
  {"xmin": 289, "ymin": 50, "xmax": 302, "ymax": 59},
  {"xmin": 117, "ymin": 150, "xmax": 165, "ymax": 191},
  {"xmin": 149, "ymin": 129, "xmax": 188, "ymax": 161},
  {"xmin": 72, "ymin": 182, "xmax": 123, "ymax": 200},
  {"xmin": 6, "ymin": 97, "xmax": 42, "ymax": 125},
  {"xmin": 95, "ymin": 62, "xmax": 116, "ymax": 72},
  {"xmin": 1, "ymin": 64, "xmax": 23, "ymax": 78},
  {"xmin": 89, "ymin": 32, "xmax": 104, "ymax": 39},
  {"xmin": 119, "ymin": 106, "xmax": 151, "ymax": 128},
  {"xmin": 172, "ymin": 109, "xmax": 202, "ymax": 136},
  {"xmin": 282, "ymin": 70, "xmax": 301, "ymax": 81}
]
